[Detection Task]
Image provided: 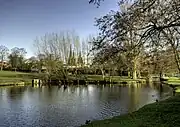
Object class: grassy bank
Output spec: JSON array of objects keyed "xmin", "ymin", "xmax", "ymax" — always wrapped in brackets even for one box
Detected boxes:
[
  {"xmin": 162, "ymin": 77, "xmax": 180, "ymax": 92},
  {"xmin": 0, "ymin": 71, "xmax": 146, "ymax": 86},
  {"xmin": 82, "ymin": 95, "xmax": 180, "ymax": 127},
  {"xmin": 163, "ymin": 77, "xmax": 180, "ymax": 84},
  {"xmin": 0, "ymin": 71, "xmax": 38, "ymax": 85},
  {"xmin": 84, "ymin": 75, "xmax": 146, "ymax": 83}
]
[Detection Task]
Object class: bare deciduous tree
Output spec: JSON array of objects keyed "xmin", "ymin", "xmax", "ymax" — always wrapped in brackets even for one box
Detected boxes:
[{"xmin": 0, "ymin": 45, "xmax": 9, "ymax": 71}]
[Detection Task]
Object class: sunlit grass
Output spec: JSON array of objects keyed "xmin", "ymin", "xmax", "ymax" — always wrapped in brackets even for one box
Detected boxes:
[
  {"xmin": 0, "ymin": 71, "xmax": 38, "ymax": 85},
  {"xmin": 163, "ymin": 77, "xmax": 180, "ymax": 86},
  {"xmin": 175, "ymin": 87, "xmax": 180, "ymax": 93},
  {"xmin": 85, "ymin": 75, "xmax": 145, "ymax": 82},
  {"xmin": 0, "ymin": 71, "xmax": 146, "ymax": 85}
]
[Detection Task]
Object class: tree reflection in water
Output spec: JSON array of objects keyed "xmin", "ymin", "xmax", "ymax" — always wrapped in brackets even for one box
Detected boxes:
[{"xmin": 0, "ymin": 84, "xmax": 172, "ymax": 127}]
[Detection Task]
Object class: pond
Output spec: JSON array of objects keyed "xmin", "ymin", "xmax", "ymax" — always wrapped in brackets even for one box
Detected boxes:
[{"xmin": 0, "ymin": 83, "xmax": 172, "ymax": 127}]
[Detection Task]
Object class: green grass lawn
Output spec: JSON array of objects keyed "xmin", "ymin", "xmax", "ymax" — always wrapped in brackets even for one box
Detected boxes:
[
  {"xmin": 0, "ymin": 71, "xmax": 145, "ymax": 85},
  {"xmin": 81, "ymin": 95, "xmax": 180, "ymax": 127},
  {"xmin": 0, "ymin": 71, "xmax": 38, "ymax": 85},
  {"xmin": 163, "ymin": 77, "xmax": 180, "ymax": 83},
  {"xmin": 162, "ymin": 77, "xmax": 180, "ymax": 92},
  {"xmin": 161, "ymin": 77, "xmax": 180, "ymax": 93}
]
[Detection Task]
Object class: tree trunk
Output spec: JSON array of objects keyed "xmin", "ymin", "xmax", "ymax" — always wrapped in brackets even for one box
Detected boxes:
[
  {"xmin": 137, "ymin": 70, "xmax": 141, "ymax": 78},
  {"xmin": 0, "ymin": 64, "xmax": 3, "ymax": 71},
  {"xmin": 128, "ymin": 68, "xmax": 131, "ymax": 78},
  {"xmin": 132, "ymin": 58, "xmax": 137, "ymax": 80},
  {"xmin": 109, "ymin": 68, "xmax": 111, "ymax": 82},
  {"xmin": 162, "ymin": 30, "xmax": 180, "ymax": 73},
  {"xmin": 1, "ymin": 57, "xmax": 3, "ymax": 71},
  {"xmin": 100, "ymin": 68, "xmax": 105, "ymax": 80},
  {"xmin": 159, "ymin": 71, "xmax": 163, "ymax": 82},
  {"xmin": 172, "ymin": 48, "xmax": 180, "ymax": 73}
]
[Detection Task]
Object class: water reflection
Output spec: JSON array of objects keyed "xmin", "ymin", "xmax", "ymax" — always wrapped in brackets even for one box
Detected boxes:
[{"xmin": 0, "ymin": 83, "xmax": 172, "ymax": 127}]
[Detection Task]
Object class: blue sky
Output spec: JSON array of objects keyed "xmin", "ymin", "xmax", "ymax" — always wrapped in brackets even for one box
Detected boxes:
[{"xmin": 0, "ymin": 0, "xmax": 119, "ymax": 58}]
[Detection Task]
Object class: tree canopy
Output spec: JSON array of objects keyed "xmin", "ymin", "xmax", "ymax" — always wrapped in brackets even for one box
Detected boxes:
[{"xmin": 90, "ymin": 0, "xmax": 180, "ymax": 79}]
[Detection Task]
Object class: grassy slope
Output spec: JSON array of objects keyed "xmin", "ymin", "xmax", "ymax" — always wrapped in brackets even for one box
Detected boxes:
[
  {"xmin": 0, "ymin": 71, "xmax": 38, "ymax": 84},
  {"xmin": 163, "ymin": 77, "xmax": 180, "ymax": 92},
  {"xmin": 82, "ymin": 95, "xmax": 180, "ymax": 127},
  {"xmin": 163, "ymin": 77, "xmax": 180, "ymax": 84}
]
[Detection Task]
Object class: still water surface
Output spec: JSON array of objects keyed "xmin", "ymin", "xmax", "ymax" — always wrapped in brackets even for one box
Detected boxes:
[{"xmin": 0, "ymin": 83, "xmax": 171, "ymax": 127}]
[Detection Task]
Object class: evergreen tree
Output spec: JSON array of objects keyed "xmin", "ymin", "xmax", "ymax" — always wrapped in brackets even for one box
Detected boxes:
[
  {"xmin": 68, "ymin": 44, "xmax": 73, "ymax": 65},
  {"xmin": 77, "ymin": 51, "xmax": 83, "ymax": 66},
  {"xmin": 72, "ymin": 50, "xmax": 76, "ymax": 66}
]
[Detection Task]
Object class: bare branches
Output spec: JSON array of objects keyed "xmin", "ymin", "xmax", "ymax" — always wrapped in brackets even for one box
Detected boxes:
[
  {"xmin": 89, "ymin": 0, "xmax": 104, "ymax": 7},
  {"xmin": 90, "ymin": 0, "xmax": 180, "ymax": 76}
]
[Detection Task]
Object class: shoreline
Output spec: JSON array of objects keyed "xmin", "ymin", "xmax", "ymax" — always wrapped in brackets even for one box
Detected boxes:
[
  {"xmin": 81, "ymin": 94, "xmax": 179, "ymax": 127},
  {"xmin": 0, "ymin": 78, "xmax": 146, "ymax": 87},
  {"xmin": 0, "ymin": 81, "xmax": 31, "ymax": 87}
]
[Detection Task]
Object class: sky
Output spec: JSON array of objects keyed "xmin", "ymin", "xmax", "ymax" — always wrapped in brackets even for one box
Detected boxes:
[{"xmin": 0, "ymin": 0, "xmax": 119, "ymax": 58}]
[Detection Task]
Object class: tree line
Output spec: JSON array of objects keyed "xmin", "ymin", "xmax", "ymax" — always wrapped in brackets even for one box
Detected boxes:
[
  {"xmin": 0, "ymin": 31, "xmax": 94, "ymax": 77},
  {"xmin": 90, "ymin": 0, "xmax": 180, "ymax": 80},
  {"xmin": 0, "ymin": 46, "xmax": 27, "ymax": 71},
  {"xmin": 33, "ymin": 31, "xmax": 94, "ymax": 80},
  {"xmin": 1, "ymin": 0, "xmax": 180, "ymax": 81}
]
